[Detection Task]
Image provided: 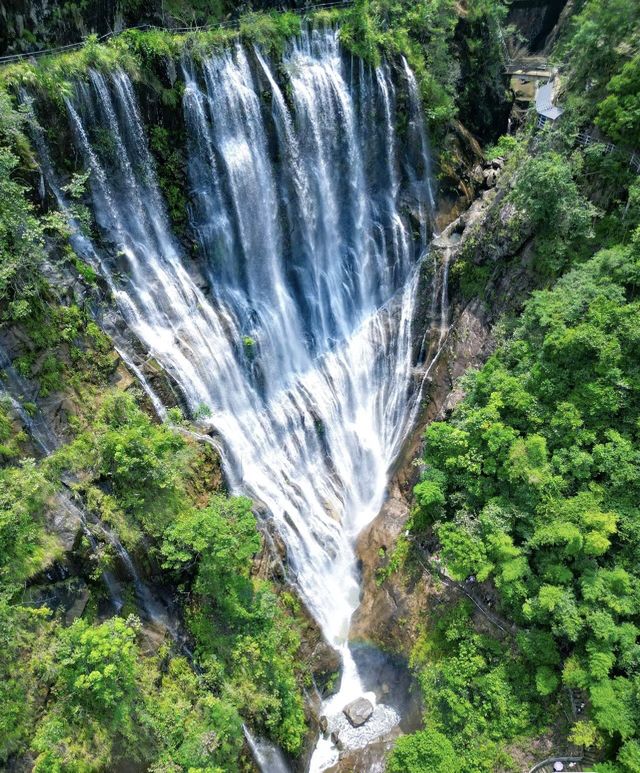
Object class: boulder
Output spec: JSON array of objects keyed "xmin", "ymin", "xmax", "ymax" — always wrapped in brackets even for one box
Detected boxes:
[
  {"xmin": 331, "ymin": 730, "xmax": 344, "ymax": 750},
  {"xmin": 471, "ymin": 163, "xmax": 484, "ymax": 184},
  {"xmin": 343, "ymin": 697, "xmax": 374, "ymax": 727},
  {"xmin": 483, "ymin": 167, "xmax": 499, "ymax": 188}
]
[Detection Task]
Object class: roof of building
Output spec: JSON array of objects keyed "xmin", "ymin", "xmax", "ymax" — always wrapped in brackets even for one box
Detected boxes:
[
  {"xmin": 535, "ymin": 81, "xmax": 564, "ymax": 121},
  {"xmin": 540, "ymin": 106, "xmax": 564, "ymax": 120}
]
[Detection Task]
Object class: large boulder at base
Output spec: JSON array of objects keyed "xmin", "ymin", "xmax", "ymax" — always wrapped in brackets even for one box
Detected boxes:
[{"xmin": 343, "ymin": 697, "xmax": 374, "ymax": 727}]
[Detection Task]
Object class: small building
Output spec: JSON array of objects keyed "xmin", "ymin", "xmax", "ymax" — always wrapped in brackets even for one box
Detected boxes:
[{"xmin": 535, "ymin": 81, "xmax": 564, "ymax": 127}]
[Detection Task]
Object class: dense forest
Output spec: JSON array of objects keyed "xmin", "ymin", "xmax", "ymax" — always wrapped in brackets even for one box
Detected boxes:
[
  {"xmin": 393, "ymin": 0, "xmax": 640, "ymax": 770},
  {"xmin": 0, "ymin": 0, "xmax": 639, "ymax": 772}
]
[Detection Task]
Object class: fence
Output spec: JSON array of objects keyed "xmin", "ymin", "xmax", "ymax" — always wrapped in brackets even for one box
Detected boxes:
[
  {"xmin": 577, "ymin": 130, "xmax": 640, "ymax": 174},
  {"xmin": 0, "ymin": 0, "xmax": 352, "ymax": 66}
]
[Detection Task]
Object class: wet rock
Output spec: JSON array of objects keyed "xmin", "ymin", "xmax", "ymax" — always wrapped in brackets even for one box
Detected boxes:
[
  {"xmin": 350, "ymin": 486, "xmax": 420, "ymax": 650},
  {"xmin": 343, "ymin": 697, "xmax": 374, "ymax": 727},
  {"xmin": 326, "ymin": 727, "xmax": 401, "ymax": 773},
  {"xmin": 331, "ymin": 730, "xmax": 344, "ymax": 751},
  {"xmin": 65, "ymin": 586, "xmax": 90, "ymax": 624},
  {"xmin": 47, "ymin": 491, "xmax": 83, "ymax": 552},
  {"xmin": 471, "ymin": 163, "xmax": 484, "ymax": 184},
  {"xmin": 24, "ymin": 577, "xmax": 89, "ymax": 622},
  {"xmin": 353, "ymin": 205, "xmax": 510, "ymax": 655},
  {"xmin": 483, "ymin": 166, "xmax": 499, "ymax": 188}
]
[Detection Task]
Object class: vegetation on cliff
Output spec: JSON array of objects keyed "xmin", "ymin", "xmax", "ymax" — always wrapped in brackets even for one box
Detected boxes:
[
  {"xmin": 0, "ymin": 391, "xmax": 309, "ymax": 770},
  {"xmin": 393, "ymin": 1, "xmax": 640, "ymax": 770},
  {"xmin": 0, "ymin": 3, "xmax": 510, "ymax": 767},
  {"xmin": 1, "ymin": 0, "xmax": 509, "ymax": 140},
  {"xmin": 6, "ymin": 0, "xmax": 639, "ymax": 770}
]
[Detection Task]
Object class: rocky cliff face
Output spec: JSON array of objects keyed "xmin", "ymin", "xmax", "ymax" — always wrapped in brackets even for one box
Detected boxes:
[
  {"xmin": 0, "ymin": 0, "xmax": 314, "ymax": 56},
  {"xmin": 341, "ymin": 171, "xmax": 533, "ymax": 740},
  {"xmin": 313, "ymin": 149, "xmax": 539, "ymax": 769},
  {"xmin": 0, "ymin": 0, "xmax": 123, "ymax": 55},
  {"xmin": 506, "ymin": 0, "xmax": 569, "ymax": 52}
]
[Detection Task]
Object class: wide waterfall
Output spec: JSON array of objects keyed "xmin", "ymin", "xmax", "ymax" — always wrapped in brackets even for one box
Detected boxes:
[{"xmin": 44, "ymin": 25, "xmax": 443, "ymax": 771}]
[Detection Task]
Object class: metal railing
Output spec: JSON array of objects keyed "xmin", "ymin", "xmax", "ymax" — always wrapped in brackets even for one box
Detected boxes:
[
  {"xmin": 505, "ymin": 58, "xmax": 551, "ymax": 71},
  {"xmin": 0, "ymin": 0, "xmax": 352, "ymax": 66},
  {"xmin": 528, "ymin": 757, "xmax": 594, "ymax": 773},
  {"xmin": 576, "ymin": 130, "xmax": 640, "ymax": 173}
]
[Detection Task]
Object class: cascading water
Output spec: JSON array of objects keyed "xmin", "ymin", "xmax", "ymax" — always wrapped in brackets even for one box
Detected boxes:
[{"xmin": 38, "ymin": 25, "xmax": 447, "ymax": 770}]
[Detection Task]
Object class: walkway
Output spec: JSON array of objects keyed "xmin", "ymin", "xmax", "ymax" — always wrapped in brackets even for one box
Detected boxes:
[
  {"xmin": 505, "ymin": 57, "xmax": 554, "ymax": 78},
  {"xmin": 528, "ymin": 752, "xmax": 597, "ymax": 773}
]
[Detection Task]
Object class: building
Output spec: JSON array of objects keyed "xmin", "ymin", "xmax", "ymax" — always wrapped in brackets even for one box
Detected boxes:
[{"xmin": 535, "ymin": 80, "xmax": 564, "ymax": 127}]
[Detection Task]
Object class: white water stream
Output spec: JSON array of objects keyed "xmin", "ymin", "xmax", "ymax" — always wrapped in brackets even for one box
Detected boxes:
[{"xmin": 32, "ymin": 25, "xmax": 448, "ymax": 770}]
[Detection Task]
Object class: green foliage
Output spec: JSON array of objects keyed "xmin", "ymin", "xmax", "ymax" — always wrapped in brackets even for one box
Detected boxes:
[
  {"xmin": 485, "ymin": 133, "xmax": 519, "ymax": 161},
  {"xmin": 597, "ymin": 54, "xmax": 640, "ymax": 147},
  {"xmin": 163, "ymin": 0, "xmax": 227, "ymax": 26},
  {"xmin": 329, "ymin": 0, "xmax": 503, "ymax": 133},
  {"xmin": 32, "ymin": 617, "xmax": 142, "ymax": 771},
  {"xmin": 1, "ymin": 35, "xmax": 137, "ymax": 104},
  {"xmin": 0, "ymin": 389, "xmax": 308, "ymax": 767},
  {"xmin": 453, "ymin": 0, "xmax": 509, "ymax": 141},
  {"xmin": 52, "ymin": 391, "xmax": 189, "ymax": 540},
  {"xmin": 0, "ymin": 461, "xmax": 56, "ymax": 599},
  {"xmin": 0, "ymin": 93, "xmax": 46, "ymax": 322},
  {"xmin": 0, "ymin": 398, "xmax": 27, "ymax": 461},
  {"xmin": 239, "ymin": 11, "xmax": 301, "ymax": 55},
  {"xmin": 562, "ymin": 0, "xmax": 640, "ymax": 126},
  {"xmin": 408, "ymin": 232, "xmax": 640, "ymax": 767},
  {"xmin": 163, "ymin": 496, "xmax": 306, "ymax": 754},
  {"xmin": 509, "ymin": 151, "xmax": 596, "ymax": 274},
  {"xmin": 388, "ymin": 728, "xmax": 457, "ymax": 773},
  {"xmin": 404, "ymin": 603, "xmax": 543, "ymax": 771},
  {"xmin": 22, "ymin": 616, "xmax": 244, "ymax": 772},
  {"xmin": 1, "ymin": 0, "xmax": 508, "ymax": 145},
  {"xmin": 143, "ymin": 655, "xmax": 243, "ymax": 772},
  {"xmin": 149, "ymin": 125, "xmax": 188, "ymax": 236}
]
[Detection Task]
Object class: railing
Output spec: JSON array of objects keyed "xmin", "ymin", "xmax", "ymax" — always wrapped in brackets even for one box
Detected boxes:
[
  {"xmin": 528, "ymin": 757, "xmax": 594, "ymax": 773},
  {"xmin": 576, "ymin": 130, "xmax": 640, "ymax": 174},
  {"xmin": 0, "ymin": 0, "xmax": 352, "ymax": 66},
  {"xmin": 505, "ymin": 58, "xmax": 551, "ymax": 71}
]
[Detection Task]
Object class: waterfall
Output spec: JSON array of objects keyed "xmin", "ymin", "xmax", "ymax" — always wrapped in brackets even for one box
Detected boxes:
[
  {"xmin": 244, "ymin": 726, "xmax": 291, "ymax": 773},
  {"xmin": 39, "ymin": 25, "xmax": 445, "ymax": 770}
]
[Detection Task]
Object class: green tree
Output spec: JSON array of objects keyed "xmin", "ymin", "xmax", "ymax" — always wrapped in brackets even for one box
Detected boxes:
[
  {"xmin": 509, "ymin": 152, "xmax": 596, "ymax": 274},
  {"xmin": 32, "ymin": 617, "xmax": 144, "ymax": 771},
  {"xmin": 388, "ymin": 729, "xmax": 457, "ymax": 773}
]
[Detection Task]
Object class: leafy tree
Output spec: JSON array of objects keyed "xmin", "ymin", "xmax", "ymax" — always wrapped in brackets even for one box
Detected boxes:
[
  {"xmin": 563, "ymin": 0, "xmax": 640, "ymax": 121},
  {"xmin": 0, "ymin": 98, "xmax": 46, "ymax": 321},
  {"xmin": 597, "ymin": 55, "xmax": 640, "ymax": 146},
  {"xmin": 406, "ymin": 235, "xmax": 640, "ymax": 766},
  {"xmin": 0, "ymin": 461, "xmax": 53, "ymax": 598},
  {"xmin": 163, "ymin": 496, "xmax": 306, "ymax": 754},
  {"xmin": 388, "ymin": 729, "xmax": 457, "ymax": 773},
  {"xmin": 32, "ymin": 617, "xmax": 144, "ymax": 771},
  {"xmin": 509, "ymin": 152, "xmax": 596, "ymax": 274}
]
